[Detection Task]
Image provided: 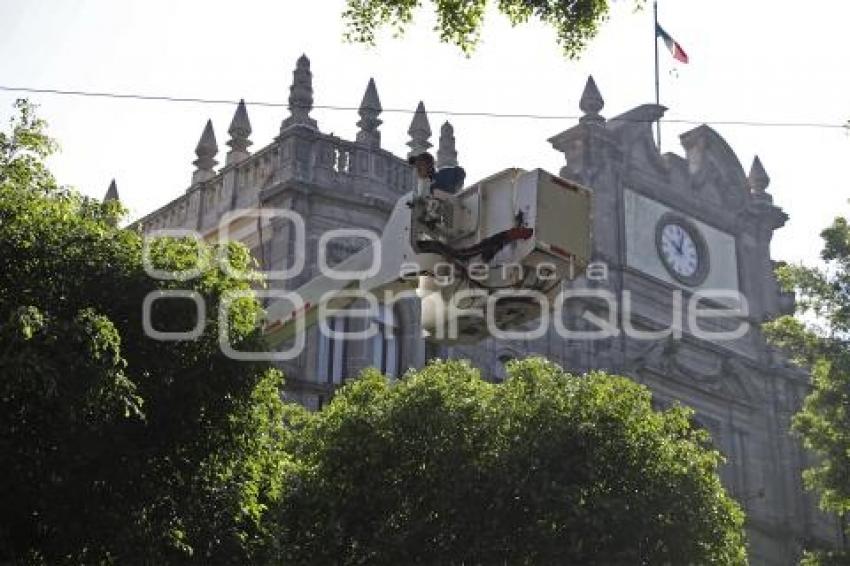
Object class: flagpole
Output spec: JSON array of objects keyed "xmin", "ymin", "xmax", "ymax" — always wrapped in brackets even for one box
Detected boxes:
[{"xmin": 654, "ymin": 0, "xmax": 661, "ymax": 149}]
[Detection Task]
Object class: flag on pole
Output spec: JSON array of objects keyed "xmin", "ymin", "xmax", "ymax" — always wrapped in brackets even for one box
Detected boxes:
[{"xmin": 656, "ymin": 23, "xmax": 689, "ymax": 63}]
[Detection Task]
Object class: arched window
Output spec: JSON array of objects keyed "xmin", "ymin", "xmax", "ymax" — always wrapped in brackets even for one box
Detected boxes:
[
  {"xmin": 371, "ymin": 304, "xmax": 400, "ymax": 378},
  {"xmin": 317, "ymin": 316, "xmax": 347, "ymax": 385}
]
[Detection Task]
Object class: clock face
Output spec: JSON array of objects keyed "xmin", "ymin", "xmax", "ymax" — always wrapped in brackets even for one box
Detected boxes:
[
  {"xmin": 655, "ymin": 215, "xmax": 709, "ymax": 286},
  {"xmin": 659, "ymin": 223, "xmax": 699, "ymax": 277}
]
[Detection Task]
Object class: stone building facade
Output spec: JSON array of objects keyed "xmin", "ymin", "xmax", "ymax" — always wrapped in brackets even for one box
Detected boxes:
[{"xmin": 130, "ymin": 56, "xmax": 843, "ymax": 564}]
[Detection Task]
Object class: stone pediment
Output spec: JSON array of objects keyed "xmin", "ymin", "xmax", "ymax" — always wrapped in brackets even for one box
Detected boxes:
[
  {"xmin": 548, "ymin": 88, "xmax": 756, "ymax": 219},
  {"xmin": 608, "ymin": 104, "xmax": 669, "ymax": 177},
  {"xmin": 679, "ymin": 125, "xmax": 749, "ymax": 210}
]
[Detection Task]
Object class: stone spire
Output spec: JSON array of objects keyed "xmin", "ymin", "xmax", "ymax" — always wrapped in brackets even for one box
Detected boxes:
[
  {"xmin": 406, "ymin": 101, "xmax": 432, "ymax": 158},
  {"xmin": 226, "ymin": 99, "xmax": 252, "ymax": 165},
  {"xmin": 281, "ymin": 54, "xmax": 317, "ymax": 133},
  {"xmin": 579, "ymin": 75, "xmax": 605, "ymax": 125},
  {"xmin": 436, "ymin": 121, "xmax": 458, "ymax": 168},
  {"xmin": 192, "ymin": 119, "xmax": 218, "ymax": 185},
  {"xmin": 103, "ymin": 178, "xmax": 119, "ymax": 203},
  {"xmin": 748, "ymin": 155, "xmax": 772, "ymax": 202},
  {"xmin": 356, "ymin": 78, "xmax": 382, "ymax": 147}
]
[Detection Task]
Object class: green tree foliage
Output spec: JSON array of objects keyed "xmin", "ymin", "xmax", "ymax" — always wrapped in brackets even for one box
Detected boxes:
[
  {"xmin": 342, "ymin": 0, "xmax": 636, "ymax": 58},
  {"xmin": 0, "ymin": 100, "xmax": 294, "ymax": 564},
  {"xmin": 0, "ymin": 100, "xmax": 58, "ymax": 194},
  {"xmin": 278, "ymin": 358, "xmax": 746, "ymax": 565},
  {"xmin": 764, "ymin": 216, "xmax": 850, "ymax": 562}
]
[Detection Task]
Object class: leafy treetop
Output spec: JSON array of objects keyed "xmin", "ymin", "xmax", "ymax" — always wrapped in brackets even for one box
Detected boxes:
[
  {"xmin": 342, "ymin": 0, "xmax": 636, "ymax": 58},
  {"xmin": 278, "ymin": 358, "xmax": 746, "ymax": 565}
]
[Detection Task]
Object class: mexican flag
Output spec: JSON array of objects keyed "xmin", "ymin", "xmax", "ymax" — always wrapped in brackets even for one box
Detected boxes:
[{"xmin": 656, "ymin": 23, "xmax": 689, "ymax": 63}]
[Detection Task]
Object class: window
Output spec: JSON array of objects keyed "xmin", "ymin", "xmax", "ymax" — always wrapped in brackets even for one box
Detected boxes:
[
  {"xmin": 494, "ymin": 352, "xmax": 517, "ymax": 382},
  {"xmin": 317, "ymin": 316, "xmax": 347, "ymax": 384},
  {"xmin": 371, "ymin": 304, "xmax": 400, "ymax": 378}
]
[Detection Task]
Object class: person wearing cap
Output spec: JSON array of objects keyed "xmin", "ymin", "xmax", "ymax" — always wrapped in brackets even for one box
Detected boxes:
[
  {"xmin": 409, "ymin": 152, "xmax": 466, "ymax": 198},
  {"xmin": 409, "ymin": 152, "xmax": 436, "ymax": 198}
]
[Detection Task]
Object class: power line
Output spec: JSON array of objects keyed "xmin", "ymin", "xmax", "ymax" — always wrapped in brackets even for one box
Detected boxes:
[{"xmin": 1, "ymin": 84, "xmax": 848, "ymax": 131}]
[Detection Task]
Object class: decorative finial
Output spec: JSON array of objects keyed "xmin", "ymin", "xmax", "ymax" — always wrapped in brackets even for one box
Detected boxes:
[
  {"xmin": 226, "ymin": 99, "xmax": 252, "ymax": 165},
  {"xmin": 281, "ymin": 54, "xmax": 317, "ymax": 132},
  {"xmin": 192, "ymin": 119, "xmax": 218, "ymax": 184},
  {"xmin": 103, "ymin": 178, "xmax": 119, "ymax": 203},
  {"xmin": 437, "ymin": 121, "xmax": 458, "ymax": 168},
  {"xmin": 579, "ymin": 75, "xmax": 605, "ymax": 125},
  {"xmin": 356, "ymin": 78, "xmax": 382, "ymax": 147},
  {"xmin": 749, "ymin": 155, "xmax": 772, "ymax": 202},
  {"xmin": 407, "ymin": 101, "xmax": 432, "ymax": 158}
]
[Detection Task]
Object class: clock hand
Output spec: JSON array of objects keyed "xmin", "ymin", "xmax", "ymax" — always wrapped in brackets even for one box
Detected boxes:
[{"xmin": 671, "ymin": 235, "xmax": 683, "ymax": 254}]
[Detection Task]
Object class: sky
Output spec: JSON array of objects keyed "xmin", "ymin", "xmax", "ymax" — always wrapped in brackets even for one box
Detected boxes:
[{"xmin": 0, "ymin": 0, "xmax": 848, "ymax": 265}]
